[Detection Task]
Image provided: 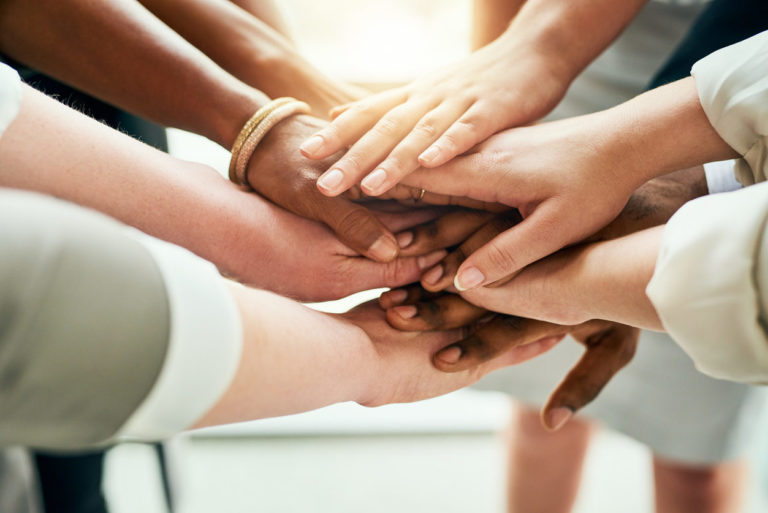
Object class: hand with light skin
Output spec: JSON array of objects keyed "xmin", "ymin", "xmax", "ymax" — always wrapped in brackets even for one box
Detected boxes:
[
  {"xmin": 301, "ymin": 0, "xmax": 648, "ymax": 197},
  {"xmin": 391, "ymin": 166, "xmax": 706, "ymax": 323},
  {"xmin": 193, "ymin": 293, "xmax": 559, "ymax": 427},
  {"xmin": 372, "ymin": 166, "xmax": 707, "ymax": 427},
  {"xmin": 397, "ymin": 78, "xmax": 738, "ymax": 291}
]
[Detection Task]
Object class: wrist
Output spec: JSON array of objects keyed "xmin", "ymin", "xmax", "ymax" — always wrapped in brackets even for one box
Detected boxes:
[
  {"xmin": 579, "ymin": 228, "xmax": 664, "ymax": 329},
  {"xmin": 209, "ymin": 85, "xmax": 270, "ymax": 149},
  {"xmin": 602, "ymin": 78, "xmax": 740, "ymax": 189}
]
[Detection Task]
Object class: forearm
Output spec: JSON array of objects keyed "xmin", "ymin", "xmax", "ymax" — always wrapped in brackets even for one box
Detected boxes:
[
  {"xmin": 193, "ymin": 286, "xmax": 370, "ymax": 427},
  {"xmin": 0, "ymin": 85, "xmax": 279, "ymax": 281},
  {"xmin": 591, "ymin": 78, "xmax": 740, "ymax": 191},
  {"xmin": 139, "ymin": 0, "xmax": 360, "ymax": 117},
  {"xmin": 573, "ymin": 227, "xmax": 664, "ymax": 330},
  {"xmin": 500, "ymin": 0, "xmax": 648, "ymax": 83},
  {"xmin": 0, "ymin": 0, "xmax": 267, "ymax": 147}
]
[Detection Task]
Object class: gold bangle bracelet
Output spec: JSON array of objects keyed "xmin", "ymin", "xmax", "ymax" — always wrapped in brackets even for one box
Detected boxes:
[
  {"xmin": 235, "ymin": 100, "xmax": 311, "ymax": 187},
  {"xmin": 228, "ymin": 97, "xmax": 295, "ymax": 184}
]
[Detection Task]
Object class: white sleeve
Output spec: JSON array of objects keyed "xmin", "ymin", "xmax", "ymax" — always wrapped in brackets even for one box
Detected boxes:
[
  {"xmin": 117, "ymin": 234, "xmax": 242, "ymax": 440},
  {"xmin": 704, "ymin": 160, "xmax": 742, "ymax": 194},
  {"xmin": 691, "ymin": 30, "xmax": 768, "ymax": 187},
  {"xmin": 0, "ymin": 63, "xmax": 22, "ymax": 140},
  {"xmin": 646, "ymin": 181, "xmax": 768, "ymax": 384}
]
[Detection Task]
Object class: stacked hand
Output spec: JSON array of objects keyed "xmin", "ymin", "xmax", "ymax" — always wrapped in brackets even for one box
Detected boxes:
[
  {"xmin": 342, "ymin": 300, "xmax": 560, "ymax": 408},
  {"xmin": 299, "ymin": 34, "xmax": 570, "ymax": 198},
  {"xmin": 377, "ymin": 208, "xmax": 641, "ymax": 430}
]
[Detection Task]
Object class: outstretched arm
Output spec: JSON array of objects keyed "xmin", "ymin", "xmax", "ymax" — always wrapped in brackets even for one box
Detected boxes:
[
  {"xmin": 0, "ymin": 79, "xmax": 444, "ymax": 301},
  {"xmin": 0, "ymin": 0, "xmax": 395, "ymax": 260},
  {"xmin": 138, "ymin": 0, "xmax": 364, "ymax": 118}
]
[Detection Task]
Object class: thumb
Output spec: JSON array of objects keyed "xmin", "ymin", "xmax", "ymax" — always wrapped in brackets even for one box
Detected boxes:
[
  {"xmin": 320, "ymin": 199, "xmax": 400, "ymax": 262},
  {"xmin": 453, "ymin": 205, "xmax": 572, "ymax": 290}
]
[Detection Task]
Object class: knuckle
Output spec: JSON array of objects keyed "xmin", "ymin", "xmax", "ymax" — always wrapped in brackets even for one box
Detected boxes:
[
  {"xmin": 350, "ymin": 101, "xmax": 377, "ymax": 119},
  {"xmin": 373, "ymin": 116, "xmax": 401, "ymax": 138},
  {"xmin": 483, "ymin": 240, "xmax": 518, "ymax": 275},
  {"xmin": 334, "ymin": 206, "xmax": 376, "ymax": 239},
  {"xmin": 413, "ymin": 119, "xmax": 438, "ymax": 138},
  {"xmin": 382, "ymin": 258, "xmax": 411, "ymax": 287}
]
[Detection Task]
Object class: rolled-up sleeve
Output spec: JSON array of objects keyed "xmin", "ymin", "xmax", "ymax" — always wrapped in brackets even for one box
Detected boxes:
[
  {"xmin": 646, "ymin": 181, "xmax": 768, "ymax": 384},
  {"xmin": 0, "ymin": 190, "xmax": 241, "ymax": 449},
  {"xmin": 692, "ymin": 30, "xmax": 768, "ymax": 186}
]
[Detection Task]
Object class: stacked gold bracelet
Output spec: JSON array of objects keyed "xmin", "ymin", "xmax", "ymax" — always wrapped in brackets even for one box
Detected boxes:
[{"xmin": 228, "ymin": 97, "xmax": 311, "ymax": 187}]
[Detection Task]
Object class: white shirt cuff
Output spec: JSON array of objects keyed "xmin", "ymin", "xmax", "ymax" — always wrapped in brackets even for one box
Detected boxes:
[
  {"xmin": 692, "ymin": 30, "xmax": 768, "ymax": 186},
  {"xmin": 704, "ymin": 160, "xmax": 742, "ymax": 194},
  {"xmin": 647, "ymin": 182, "xmax": 768, "ymax": 383},
  {"xmin": 0, "ymin": 63, "xmax": 22, "ymax": 141},
  {"xmin": 117, "ymin": 234, "xmax": 242, "ymax": 440}
]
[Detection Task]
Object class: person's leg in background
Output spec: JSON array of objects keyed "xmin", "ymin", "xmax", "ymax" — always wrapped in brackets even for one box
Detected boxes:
[
  {"xmin": 505, "ymin": 403, "xmax": 594, "ymax": 513},
  {"xmin": 653, "ymin": 458, "xmax": 747, "ymax": 513}
]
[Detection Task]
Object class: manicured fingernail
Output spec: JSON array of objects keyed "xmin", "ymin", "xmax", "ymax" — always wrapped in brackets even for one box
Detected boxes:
[
  {"xmin": 317, "ymin": 168, "xmax": 344, "ymax": 193},
  {"xmin": 384, "ymin": 289, "xmax": 408, "ymax": 305},
  {"xmin": 419, "ymin": 145, "xmax": 440, "ymax": 165},
  {"xmin": 422, "ymin": 265, "xmax": 444, "ymax": 285},
  {"xmin": 369, "ymin": 235, "xmax": 398, "ymax": 261},
  {"xmin": 300, "ymin": 135, "xmax": 324, "ymax": 155},
  {"xmin": 396, "ymin": 231, "xmax": 414, "ymax": 248},
  {"xmin": 418, "ymin": 250, "xmax": 447, "ymax": 270},
  {"xmin": 361, "ymin": 168, "xmax": 387, "ymax": 194},
  {"xmin": 436, "ymin": 345, "xmax": 462, "ymax": 365},
  {"xmin": 393, "ymin": 305, "xmax": 417, "ymax": 319},
  {"xmin": 455, "ymin": 267, "xmax": 485, "ymax": 291},
  {"xmin": 546, "ymin": 407, "xmax": 573, "ymax": 431}
]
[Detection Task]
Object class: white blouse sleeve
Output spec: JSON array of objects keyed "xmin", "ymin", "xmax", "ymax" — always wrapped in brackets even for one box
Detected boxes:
[
  {"xmin": 646, "ymin": 181, "xmax": 768, "ymax": 384},
  {"xmin": 0, "ymin": 63, "xmax": 22, "ymax": 140},
  {"xmin": 692, "ymin": 30, "xmax": 768, "ymax": 187},
  {"xmin": 117, "ymin": 234, "xmax": 242, "ymax": 440}
]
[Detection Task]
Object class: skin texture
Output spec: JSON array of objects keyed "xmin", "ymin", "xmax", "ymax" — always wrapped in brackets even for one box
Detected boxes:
[
  {"xmin": 399, "ymin": 78, "xmax": 738, "ymax": 290},
  {"xmin": 302, "ymin": 0, "xmax": 649, "ymax": 198}
]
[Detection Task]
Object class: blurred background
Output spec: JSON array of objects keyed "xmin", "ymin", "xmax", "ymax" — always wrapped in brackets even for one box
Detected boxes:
[{"xmin": 102, "ymin": 1, "xmax": 768, "ymax": 512}]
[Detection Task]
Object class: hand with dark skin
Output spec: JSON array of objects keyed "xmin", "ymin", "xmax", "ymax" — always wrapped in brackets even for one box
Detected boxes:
[
  {"xmin": 246, "ymin": 114, "xmax": 406, "ymax": 261},
  {"xmin": 380, "ymin": 285, "xmax": 639, "ymax": 431},
  {"xmin": 377, "ymin": 166, "xmax": 707, "ymax": 429}
]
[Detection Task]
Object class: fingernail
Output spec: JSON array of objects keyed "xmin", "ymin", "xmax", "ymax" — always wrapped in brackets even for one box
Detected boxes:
[
  {"xmin": 300, "ymin": 135, "xmax": 324, "ymax": 156},
  {"xmin": 455, "ymin": 266, "xmax": 485, "ymax": 291},
  {"xmin": 546, "ymin": 407, "xmax": 573, "ymax": 431},
  {"xmin": 419, "ymin": 145, "xmax": 440, "ymax": 165},
  {"xmin": 361, "ymin": 168, "xmax": 387, "ymax": 194},
  {"xmin": 417, "ymin": 250, "xmax": 448, "ymax": 270},
  {"xmin": 393, "ymin": 305, "xmax": 418, "ymax": 319},
  {"xmin": 369, "ymin": 235, "xmax": 398, "ymax": 261},
  {"xmin": 317, "ymin": 168, "xmax": 344, "ymax": 193},
  {"xmin": 384, "ymin": 289, "xmax": 408, "ymax": 305},
  {"xmin": 436, "ymin": 345, "xmax": 463, "ymax": 365},
  {"xmin": 422, "ymin": 265, "xmax": 444, "ymax": 285},
  {"xmin": 396, "ymin": 231, "xmax": 414, "ymax": 248}
]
